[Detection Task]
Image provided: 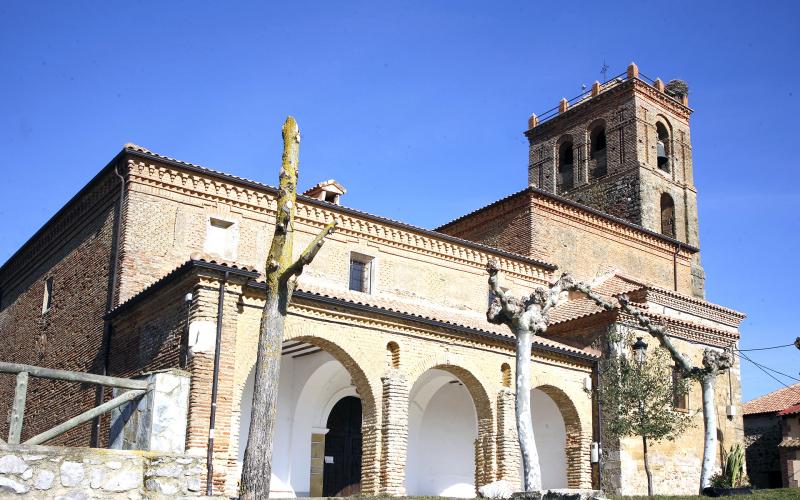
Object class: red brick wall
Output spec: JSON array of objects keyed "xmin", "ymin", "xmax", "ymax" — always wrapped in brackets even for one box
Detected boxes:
[
  {"xmin": 437, "ymin": 192, "xmax": 533, "ymax": 257},
  {"xmin": 0, "ymin": 169, "xmax": 121, "ymax": 446}
]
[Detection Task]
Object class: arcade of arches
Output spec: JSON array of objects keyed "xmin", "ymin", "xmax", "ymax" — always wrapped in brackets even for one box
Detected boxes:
[{"xmin": 230, "ymin": 312, "xmax": 594, "ymax": 498}]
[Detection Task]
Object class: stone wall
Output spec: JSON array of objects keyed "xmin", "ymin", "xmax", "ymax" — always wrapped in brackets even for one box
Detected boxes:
[
  {"xmin": 744, "ymin": 412, "xmax": 782, "ymax": 488},
  {"xmin": 780, "ymin": 413, "xmax": 800, "ymax": 487},
  {"xmin": 601, "ymin": 328, "xmax": 746, "ymax": 496},
  {"xmin": 0, "ymin": 444, "xmax": 203, "ymax": 498}
]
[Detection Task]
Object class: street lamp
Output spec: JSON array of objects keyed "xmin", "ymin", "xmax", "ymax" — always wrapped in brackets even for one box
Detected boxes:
[{"xmin": 633, "ymin": 336, "xmax": 648, "ymax": 365}]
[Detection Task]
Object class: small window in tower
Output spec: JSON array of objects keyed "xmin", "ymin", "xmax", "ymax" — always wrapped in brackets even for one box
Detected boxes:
[
  {"xmin": 42, "ymin": 277, "xmax": 53, "ymax": 314},
  {"xmin": 660, "ymin": 193, "xmax": 676, "ymax": 238},
  {"xmin": 656, "ymin": 122, "xmax": 671, "ymax": 173},
  {"xmin": 349, "ymin": 253, "xmax": 374, "ymax": 293},
  {"xmin": 204, "ymin": 217, "xmax": 238, "ymax": 261},
  {"xmin": 589, "ymin": 123, "xmax": 607, "ymax": 179},
  {"xmin": 557, "ymin": 139, "xmax": 574, "ymax": 193}
]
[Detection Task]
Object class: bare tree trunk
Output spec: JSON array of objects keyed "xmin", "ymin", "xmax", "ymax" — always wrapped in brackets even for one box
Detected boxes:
[
  {"xmin": 486, "ymin": 262, "xmax": 575, "ymax": 492},
  {"xmin": 642, "ymin": 434, "xmax": 653, "ymax": 498},
  {"xmin": 515, "ymin": 329, "xmax": 541, "ymax": 491},
  {"xmin": 240, "ymin": 117, "xmax": 335, "ymax": 499},
  {"xmin": 699, "ymin": 374, "xmax": 717, "ymax": 493}
]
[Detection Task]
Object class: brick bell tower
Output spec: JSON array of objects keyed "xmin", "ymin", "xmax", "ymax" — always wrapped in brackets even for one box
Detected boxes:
[{"xmin": 525, "ymin": 62, "xmax": 705, "ymax": 296}]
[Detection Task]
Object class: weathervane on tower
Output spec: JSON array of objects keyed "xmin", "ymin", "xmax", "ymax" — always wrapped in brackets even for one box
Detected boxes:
[{"xmin": 600, "ymin": 59, "xmax": 609, "ymax": 82}]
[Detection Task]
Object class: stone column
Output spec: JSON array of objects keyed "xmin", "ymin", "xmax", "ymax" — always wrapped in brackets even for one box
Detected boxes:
[
  {"xmin": 109, "ymin": 369, "xmax": 191, "ymax": 452},
  {"xmin": 309, "ymin": 428, "xmax": 329, "ymax": 497},
  {"xmin": 380, "ymin": 369, "xmax": 408, "ymax": 495},
  {"xmin": 495, "ymin": 388, "xmax": 521, "ymax": 488}
]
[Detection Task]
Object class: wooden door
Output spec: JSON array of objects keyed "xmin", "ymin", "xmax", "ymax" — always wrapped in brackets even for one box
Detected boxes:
[{"xmin": 322, "ymin": 396, "xmax": 362, "ymax": 496}]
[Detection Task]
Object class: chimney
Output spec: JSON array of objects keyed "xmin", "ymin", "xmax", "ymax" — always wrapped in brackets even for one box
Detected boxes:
[{"xmin": 303, "ymin": 179, "xmax": 346, "ymax": 205}]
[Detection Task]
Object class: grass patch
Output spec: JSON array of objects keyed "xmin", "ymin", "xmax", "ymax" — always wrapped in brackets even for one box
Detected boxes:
[{"xmin": 612, "ymin": 488, "xmax": 800, "ymax": 499}]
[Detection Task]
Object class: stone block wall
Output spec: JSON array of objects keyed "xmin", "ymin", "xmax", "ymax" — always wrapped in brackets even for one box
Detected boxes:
[
  {"xmin": 744, "ymin": 413, "xmax": 782, "ymax": 488},
  {"xmin": 0, "ymin": 169, "xmax": 121, "ymax": 447},
  {"xmin": 602, "ymin": 329, "xmax": 746, "ymax": 496},
  {"xmin": 0, "ymin": 444, "xmax": 203, "ymax": 498}
]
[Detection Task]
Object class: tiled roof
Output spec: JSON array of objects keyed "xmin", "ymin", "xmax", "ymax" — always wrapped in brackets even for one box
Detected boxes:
[
  {"xmin": 743, "ymin": 383, "xmax": 800, "ymax": 415},
  {"xmin": 779, "ymin": 404, "xmax": 800, "ymax": 417},
  {"xmin": 779, "ymin": 438, "xmax": 800, "ymax": 448},
  {"xmin": 107, "ymin": 255, "xmax": 260, "ymax": 318},
  {"xmin": 281, "ymin": 280, "xmax": 599, "ymax": 360},
  {"xmin": 547, "ymin": 273, "xmax": 645, "ymax": 326},
  {"xmin": 108, "ymin": 256, "xmax": 598, "ymax": 361},
  {"xmin": 122, "ymin": 144, "xmax": 557, "ymax": 271}
]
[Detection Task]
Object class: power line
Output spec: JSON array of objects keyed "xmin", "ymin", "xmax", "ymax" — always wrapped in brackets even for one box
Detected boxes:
[
  {"xmin": 735, "ymin": 350, "xmax": 800, "ymax": 382},
  {"xmin": 736, "ymin": 343, "xmax": 795, "ymax": 352},
  {"xmin": 736, "ymin": 351, "xmax": 800, "ymax": 400}
]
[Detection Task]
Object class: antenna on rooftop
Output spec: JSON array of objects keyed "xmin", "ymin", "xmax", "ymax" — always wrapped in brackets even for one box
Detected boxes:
[{"xmin": 600, "ymin": 60, "xmax": 609, "ymax": 82}]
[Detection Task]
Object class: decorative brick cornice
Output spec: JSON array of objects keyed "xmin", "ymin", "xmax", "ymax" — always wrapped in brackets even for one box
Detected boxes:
[
  {"xmin": 644, "ymin": 288, "xmax": 745, "ymax": 328},
  {"xmin": 631, "ymin": 79, "xmax": 692, "ymax": 122},
  {"xmin": 618, "ymin": 310, "xmax": 740, "ymax": 348},
  {"xmin": 125, "ymin": 154, "xmax": 553, "ymax": 283}
]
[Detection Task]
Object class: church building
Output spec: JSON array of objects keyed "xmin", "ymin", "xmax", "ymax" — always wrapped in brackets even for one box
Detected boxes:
[{"xmin": 0, "ymin": 63, "xmax": 745, "ymax": 497}]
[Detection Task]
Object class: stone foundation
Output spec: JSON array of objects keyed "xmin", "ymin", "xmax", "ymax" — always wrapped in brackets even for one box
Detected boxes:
[{"xmin": 0, "ymin": 444, "xmax": 204, "ymax": 498}]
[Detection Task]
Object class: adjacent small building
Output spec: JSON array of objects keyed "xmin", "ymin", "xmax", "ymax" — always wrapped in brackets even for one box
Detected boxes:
[{"xmin": 743, "ymin": 382, "xmax": 800, "ymax": 488}]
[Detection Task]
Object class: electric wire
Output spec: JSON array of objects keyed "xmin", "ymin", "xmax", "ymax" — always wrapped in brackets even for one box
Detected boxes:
[
  {"xmin": 735, "ymin": 350, "xmax": 800, "ymax": 401},
  {"xmin": 735, "ymin": 343, "xmax": 795, "ymax": 352},
  {"xmin": 735, "ymin": 350, "xmax": 800, "ymax": 383}
]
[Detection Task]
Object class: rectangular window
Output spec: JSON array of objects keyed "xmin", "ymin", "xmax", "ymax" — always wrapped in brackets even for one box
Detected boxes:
[
  {"xmin": 673, "ymin": 366, "xmax": 688, "ymax": 411},
  {"xmin": 42, "ymin": 277, "xmax": 53, "ymax": 314},
  {"xmin": 349, "ymin": 255, "xmax": 373, "ymax": 293},
  {"xmin": 204, "ymin": 217, "xmax": 238, "ymax": 261}
]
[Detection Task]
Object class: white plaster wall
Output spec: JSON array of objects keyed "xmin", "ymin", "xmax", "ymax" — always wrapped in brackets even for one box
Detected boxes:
[
  {"xmin": 407, "ymin": 369, "xmax": 478, "ymax": 498},
  {"xmin": 238, "ymin": 351, "xmax": 355, "ymax": 498},
  {"xmin": 529, "ymin": 388, "xmax": 568, "ymax": 489}
]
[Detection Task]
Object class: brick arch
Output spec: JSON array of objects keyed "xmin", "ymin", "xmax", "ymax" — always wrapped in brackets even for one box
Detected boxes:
[
  {"xmin": 286, "ymin": 333, "xmax": 377, "ymax": 421},
  {"xmin": 534, "ymin": 384, "xmax": 585, "ymax": 489},
  {"xmin": 406, "ymin": 356, "xmax": 497, "ymax": 488},
  {"xmin": 284, "ymin": 332, "xmax": 381, "ymax": 494},
  {"xmin": 406, "ymin": 354, "xmax": 493, "ymax": 423}
]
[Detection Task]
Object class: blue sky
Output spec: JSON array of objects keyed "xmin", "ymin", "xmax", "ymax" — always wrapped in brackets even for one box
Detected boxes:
[{"xmin": 1, "ymin": 1, "xmax": 798, "ymax": 402}]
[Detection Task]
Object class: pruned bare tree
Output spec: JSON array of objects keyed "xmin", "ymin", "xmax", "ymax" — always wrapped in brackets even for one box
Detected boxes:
[
  {"xmin": 240, "ymin": 117, "xmax": 336, "ymax": 499},
  {"xmin": 571, "ymin": 281, "xmax": 732, "ymax": 494},
  {"xmin": 486, "ymin": 259, "xmax": 576, "ymax": 491}
]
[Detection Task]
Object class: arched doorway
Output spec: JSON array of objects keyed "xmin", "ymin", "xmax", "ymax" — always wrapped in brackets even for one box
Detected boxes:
[
  {"xmin": 323, "ymin": 396, "xmax": 363, "ymax": 496},
  {"xmin": 237, "ymin": 339, "xmax": 374, "ymax": 497},
  {"xmin": 532, "ymin": 388, "xmax": 568, "ymax": 489},
  {"xmin": 533, "ymin": 384, "xmax": 584, "ymax": 489},
  {"xmin": 406, "ymin": 368, "xmax": 481, "ymax": 497}
]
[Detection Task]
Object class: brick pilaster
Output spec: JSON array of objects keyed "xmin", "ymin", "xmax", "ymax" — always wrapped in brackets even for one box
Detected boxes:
[
  {"xmin": 380, "ymin": 369, "xmax": 408, "ymax": 495},
  {"xmin": 495, "ymin": 388, "xmax": 521, "ymax": 488},
  {"xmin": 361, "ymin": 416, "xmax": 381, "ymax": 495},
  {"xmin": 184, "ymin": 275, "xmax": 242, "ymax": 495}
]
